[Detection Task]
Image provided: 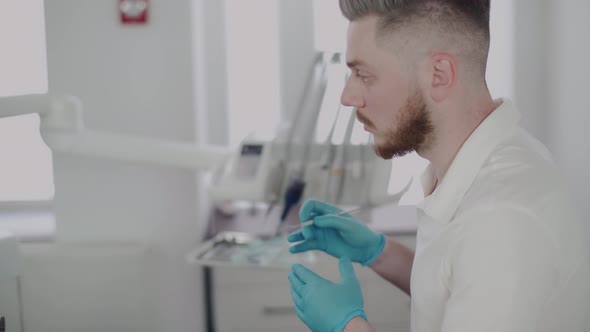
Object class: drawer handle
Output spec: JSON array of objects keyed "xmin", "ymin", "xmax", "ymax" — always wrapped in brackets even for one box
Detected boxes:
[{"xmin": 262, "ymin": 305, "xmax": 296, "ymax": 316}]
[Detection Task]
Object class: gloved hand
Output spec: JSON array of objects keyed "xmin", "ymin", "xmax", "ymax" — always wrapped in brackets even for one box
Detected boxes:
[
  {"xmin": 289, "ymin": 257, "xmax": 367, "ymax": 332},
  {"xmin": 288, "ymin": 199, "xmax": 385, "ymax": 266}
]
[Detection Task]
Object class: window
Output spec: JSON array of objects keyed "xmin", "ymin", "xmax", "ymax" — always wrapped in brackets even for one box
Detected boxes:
[
  {"xmin": 312, "ymin": 0, "xmax": 348, "ymax": 54},
  {"xmin": 224, "ymin": 0, "xmax": 281, "ymax": 148}
]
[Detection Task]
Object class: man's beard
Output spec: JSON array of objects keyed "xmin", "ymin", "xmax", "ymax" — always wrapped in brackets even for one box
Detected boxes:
[{"xmin": 358, "ymin": 91, "xmax": 433, "ymax": 159}]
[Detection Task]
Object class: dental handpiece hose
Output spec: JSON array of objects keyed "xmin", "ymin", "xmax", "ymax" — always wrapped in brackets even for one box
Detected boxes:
[{"xmin": 276, "ymin": 176, "xmax": 306, "ymax": 235}]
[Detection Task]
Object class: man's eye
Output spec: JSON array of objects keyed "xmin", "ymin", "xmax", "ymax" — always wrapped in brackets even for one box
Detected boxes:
[{"xmin": 356, "ymin": 70, "xmax": 370, "ymax": 82}]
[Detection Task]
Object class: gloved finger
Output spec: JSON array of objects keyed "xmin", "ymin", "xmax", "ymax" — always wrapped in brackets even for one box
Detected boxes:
[
  {"xmin": 290, "ymin": 285, "xmax": 302, "ymax": 305},
  {"xmin": 288, "ymin": 239, "xmax": 319, "ymax": 254},
  {"xmin": 338, "ymin": 257, "xmax": 357, "ymax": 283},
  {"xmin": 292, "ymin": 263, "xmax": 322, "ymax": 284},
  {"xmin": 287, "ymin": 231, "xmax": 304, "ymax": 243},
  {"xmin": 294, "ymin": 302, "xmax": 305, "ymax": 321},
  {"xmin": 291, "ymin": 289, "xmax": 305, "ymax": 313},
  {"xmin": 288, "ymin": 271, "xmax": 305, "ymax": 295},
  {"xmin": 313, "ymin": 215, "xmax": 355, "ymax": 232},
  {"xmin": 301, "ymin": 225, "xmax": 315, "ymax": 240},
  {"xmin": 299, "ymin": 199, "xmax": 341, "ymax": 221}
]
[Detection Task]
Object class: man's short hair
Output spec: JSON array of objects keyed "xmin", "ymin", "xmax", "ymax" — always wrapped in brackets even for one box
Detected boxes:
[{"xmin": 340, "ymin": 0, "xmax": 491, "ymax": 79}]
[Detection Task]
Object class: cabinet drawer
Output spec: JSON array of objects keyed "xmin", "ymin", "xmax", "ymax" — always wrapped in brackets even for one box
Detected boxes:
[
  {"xmin": 214, "ymin": 257, "xmax": 369, "ymax": 331},
  {"xmin": 214, "ymin": 282, "xmax": 304, "ymax": 330},
  {"xmin": 214, "ymin": 265, "xmax": 290, "ymax": 287},
  {"xmin": 214, "ymin": 252, "xmax": 347, "ymax": 287},
  {"xmin": 212, "ymin": 236, "xmax": 415, "ymax": 330},
  {"xmin": 219, "ymin": 322, "xmax": 409, "ymax": 332}
]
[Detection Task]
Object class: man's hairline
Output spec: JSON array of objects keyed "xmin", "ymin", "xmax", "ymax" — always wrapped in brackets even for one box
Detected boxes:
[
  {"xmin": 344, "ymin": 15, "xmax": 431, "ymax": 80},
  {"xmin": 345, "ymin": 14, "xmax": 487, "ymax": 83},
  {"xmin": 348, "ymin": 14, "xmax": 443, "ymax": 59}
]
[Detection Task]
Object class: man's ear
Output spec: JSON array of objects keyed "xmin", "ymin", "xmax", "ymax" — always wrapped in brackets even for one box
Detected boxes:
[{"xmin": 429, "ymin": 53, "xmax": 456, "ymax": 102}]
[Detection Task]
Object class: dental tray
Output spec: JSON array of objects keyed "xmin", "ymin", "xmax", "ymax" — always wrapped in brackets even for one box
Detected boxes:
[{"xmin": 186, "ymin": 231, "xmax": 316, "ymax": 269}]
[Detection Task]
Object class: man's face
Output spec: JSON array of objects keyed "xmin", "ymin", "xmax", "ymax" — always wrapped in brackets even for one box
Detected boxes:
[{"xmin": 341, "ymin": 16, "xmax": 433, "ymax": 159}]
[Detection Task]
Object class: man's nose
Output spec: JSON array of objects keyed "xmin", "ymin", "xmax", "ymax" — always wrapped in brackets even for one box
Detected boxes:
[{"xmin": 340, "ymin": 77, "xmax": 365, "ymax": 108}]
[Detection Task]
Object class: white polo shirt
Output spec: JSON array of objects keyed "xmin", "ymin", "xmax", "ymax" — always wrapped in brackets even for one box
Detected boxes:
[{"xmin": 410, "ymin": 99, "xmax": 590, "ymax": 332}]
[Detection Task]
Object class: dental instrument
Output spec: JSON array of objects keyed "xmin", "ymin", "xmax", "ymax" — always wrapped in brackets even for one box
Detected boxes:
[
  {"xmin": 293, "ymin": 205, "xmax": 366, "ymax": 231},
  {"xmin": 274, "ymin": 175, "xmax": 306, "ymax": 236}
]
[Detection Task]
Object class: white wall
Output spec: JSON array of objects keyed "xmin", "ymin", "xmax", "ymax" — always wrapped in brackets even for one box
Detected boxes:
[
  {"xmin": 513, "ymin": 0, "xmax": 552, "ymax": 142},
  {"xmin": 194, "ymin": 0, "xmax": 228, "ymax": 146},
  {"xmin": 486, "ymin": 0, "xmax": 513, "ymax": 102},
  {"xmin": 546, "ymin": 0, "xmax": 590, "ymax": 225},
  {"xmin": 0, "ymin": 0, "xmax": 48, "ymax": 97},
  {"xmin": 513, "ymin": 0, "xmax": 590, "ymax": 226},
  {"xmin": 21, "ymin": 1, "xmax": 206, "ymax": 331}
]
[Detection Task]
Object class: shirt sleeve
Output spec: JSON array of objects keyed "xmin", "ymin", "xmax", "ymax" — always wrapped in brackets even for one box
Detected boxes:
[{"xmin": 441, "ymin": 206, "xmax": 557, "ymax": 332}]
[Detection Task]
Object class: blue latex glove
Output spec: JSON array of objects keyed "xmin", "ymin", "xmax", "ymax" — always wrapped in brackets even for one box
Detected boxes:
[
  {"xmin": 289, "ymin": 257, "xmax": 367, "ymax": 332},
  {"xmin": 288, "ymin": 199, "xmax": 385, "ymax": 266}
]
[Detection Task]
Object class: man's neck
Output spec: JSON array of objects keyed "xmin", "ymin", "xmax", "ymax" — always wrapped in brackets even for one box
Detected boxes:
[{"xmin": 419, "ymin": 92, "xmax": 498, "ymax": 188}]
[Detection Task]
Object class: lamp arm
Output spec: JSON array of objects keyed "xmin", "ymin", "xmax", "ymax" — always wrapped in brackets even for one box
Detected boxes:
[
  {"xmin": 0, "ymin": 94, "xmax": 52, "ymax": 118},
  {"xmin": 43, "ymin": 129, "xmax": 229, "ymax": 170},
  {"xmin": 0, "ymin": 94, "xmax": 231, "ymax": 171}
]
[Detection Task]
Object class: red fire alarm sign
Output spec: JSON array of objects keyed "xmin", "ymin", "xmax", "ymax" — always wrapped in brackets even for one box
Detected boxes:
[{"xmin": 119, "ymin": 0, "xmax": 149, "ymax": 24}]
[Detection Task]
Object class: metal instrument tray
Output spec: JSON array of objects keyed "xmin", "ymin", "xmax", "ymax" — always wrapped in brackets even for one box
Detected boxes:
[{"xmin": 186, "ymin": 231, "xmax": 316, "ymax": 269}]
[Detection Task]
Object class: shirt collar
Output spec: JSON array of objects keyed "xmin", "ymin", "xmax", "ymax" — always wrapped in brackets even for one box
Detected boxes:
[{"xmin": 417, "ymin": 98, "xmax": 521, "ymax": 225}]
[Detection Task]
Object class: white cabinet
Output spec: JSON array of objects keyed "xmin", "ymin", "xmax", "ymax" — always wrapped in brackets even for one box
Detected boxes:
[
  {"xmin": 211, "ymin": 234, "xmax": 416, "ymax": 331},
  {"xmin": 212, "ymin": 252, "xmax": 365, "ymax": 331},
  {"xmin": 0, "ymin": 277, "xmax": 21, "ymax": 332},
  {"xmin": 0, "ymin": 232, "xmax": 22, "ymax": 332},
  {"xmin": 213, "ymin": 267, "xmax": 303, "ymax": 331}
]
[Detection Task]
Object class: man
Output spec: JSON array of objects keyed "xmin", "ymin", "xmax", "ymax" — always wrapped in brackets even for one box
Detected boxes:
[{"xmin": 287, "ymin": 1, "xmax": 590, "ymax": 331}]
